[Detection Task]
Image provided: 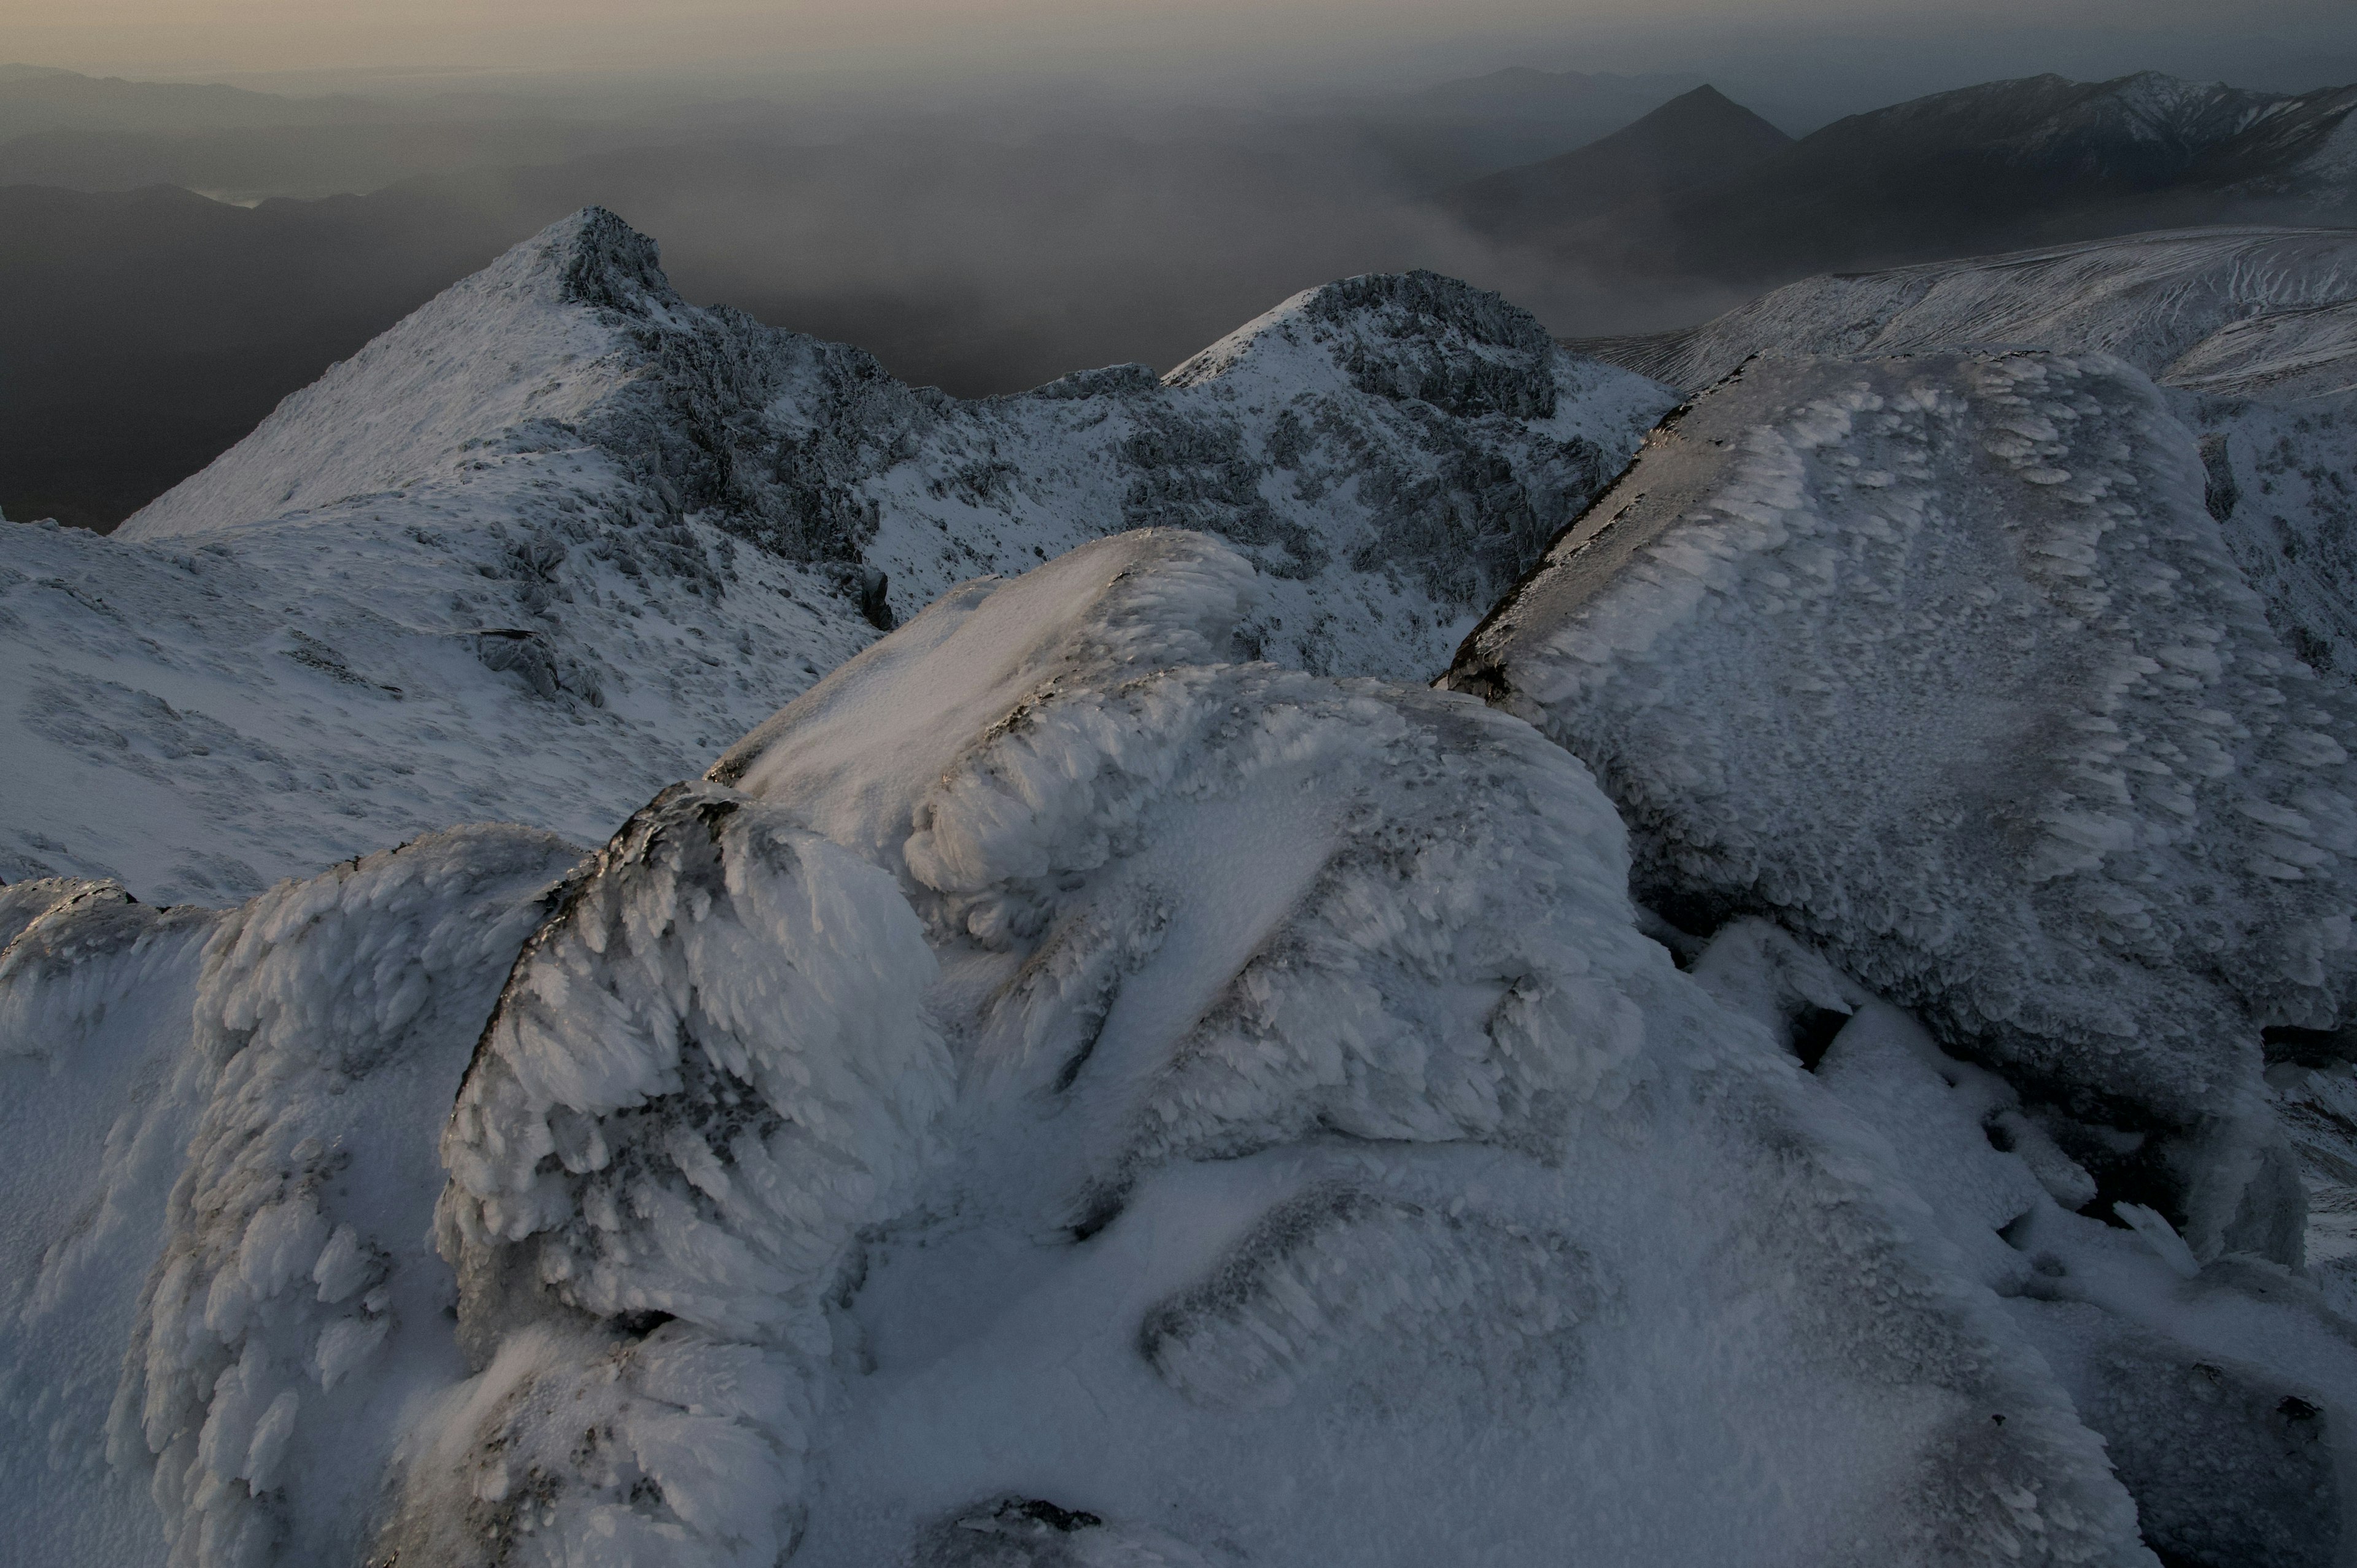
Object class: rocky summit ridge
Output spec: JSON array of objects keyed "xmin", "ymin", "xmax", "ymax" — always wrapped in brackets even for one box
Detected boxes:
[{"xmin": 6, "ymin": 207, "xmax": 1670, "ymax": 905}]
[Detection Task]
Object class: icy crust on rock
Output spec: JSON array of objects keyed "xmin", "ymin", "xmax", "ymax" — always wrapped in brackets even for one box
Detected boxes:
[
  {"xmin": 0, "ymin": 827, "xmax": 578, "ymax": 1568},
  {"xmin": 1725, "ymin": 916, "xmax": 2357, "ymax": 1568},
  {"xmin": 0, "ymin": 881, "xmax": 219, "ymax": 1568},
  {"xmin": 12, "ymin": 211, "xmax": 1667, "ymax": 902},
  {"xmin": 397, "ymin": 533, "xmax": 2150, "ymax": 1568},
  {"xmin": 1593, "ymin": 227, "xmax": 2357, "ymax": 395},
  {"xmin": 1448, "ymin": 351, "xmax": 2357, "ymax": 1250},
  {"xmin": 109, "ymin": 826, "xmax": 581, "ymax": 1568}
]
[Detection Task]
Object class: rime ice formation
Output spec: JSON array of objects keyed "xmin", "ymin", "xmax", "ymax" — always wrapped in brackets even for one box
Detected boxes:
[
  {"xmin": 1, "ymin": 207, "xmax": 1672, "ymax": 905},
  {"xmin": 0, "ymin": 828, "xmax": 580, "ymax": 1568},
  {"xmin": 1449, "ymin": 351, "xmax": 2357, "ymax": 1226},
  {"xmin": 389, "ymin": 533, "xmax": 2158, "ymax": 1568}
]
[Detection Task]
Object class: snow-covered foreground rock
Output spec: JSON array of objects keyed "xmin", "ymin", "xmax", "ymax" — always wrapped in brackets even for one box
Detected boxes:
[
  {"xmin": 1449, "ymin": 349, "xmax": 2357, "ymax": 1564},
  {"xmin": 26, "ymin": 529, "xmax": 2331, "ymax": 1567},
  {"xmin": 0, "ymin": 207, "xmax": 1668, "ymax": 906},
  {"xmin": 0, "ymin": 828, "xmax": 581, "ymax": 1567},
  {"xmin": 1586, "ymin": 225, "xmax": 2357, "ymax": 760}
]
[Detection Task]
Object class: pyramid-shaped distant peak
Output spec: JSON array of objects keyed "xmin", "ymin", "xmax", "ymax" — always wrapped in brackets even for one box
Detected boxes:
[
  {"xmin": 1443, "ymin": 83, "xmax": 1791, "ymax": 232},
  {"xmin": 1588, "ymin": 84, "xmax": 1794, "ymax": 156}
]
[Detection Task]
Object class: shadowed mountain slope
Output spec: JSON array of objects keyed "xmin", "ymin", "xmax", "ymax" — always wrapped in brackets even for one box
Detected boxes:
[{"xmin": 1441, "ymin": 86, "xmax": 1795, "ymax": 236}]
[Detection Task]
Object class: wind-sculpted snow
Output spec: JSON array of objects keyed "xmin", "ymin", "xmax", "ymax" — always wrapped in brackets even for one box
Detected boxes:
[
  {"xmin": 2, "ymin": 209, "xmax": 1666, "ymax": 905},
  {"xmin": 1591, "ymin": 227, "xmax": 2357, "ymax": 395},
  {"xmin": 1448, "ymin": 350, "xmax": 2357, "ymax": 1265},
  {"xmin": 385, "ymin": 533, "xmax": 2154, "ymax": 1568},
  {"xmin": 1573, "ymin": 226, "xmax": 2357, "ymax": 707},
  {"xmin": 0, "ymin": 879, "xmax": 217, "ymax": 1566},
  {"xmin": 1768, "ymin": 926, "xmax": 2357, "ymax": 1568},
  {"xmin": 0, "ymin": 827, "xmax": 578, "ymax": 1568}
]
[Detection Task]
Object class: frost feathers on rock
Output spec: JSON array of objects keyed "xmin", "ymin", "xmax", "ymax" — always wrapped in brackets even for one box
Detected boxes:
[
  {"xmin": 0, "ymin": 828, "xmax": 579, "ymax": 1568},
  {"xmin": 1447, "ymin": 349, "xmax": 2357, "ymax": 1259},
  {"xmin": 400, "ymin": 530, "xmax": 2150, "ymax": 1568}
]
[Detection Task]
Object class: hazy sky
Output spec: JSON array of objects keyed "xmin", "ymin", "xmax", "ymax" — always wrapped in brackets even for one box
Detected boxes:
[{"xmin": 9, "ymin": 0, "xmax": 2355, "ymax": 83}]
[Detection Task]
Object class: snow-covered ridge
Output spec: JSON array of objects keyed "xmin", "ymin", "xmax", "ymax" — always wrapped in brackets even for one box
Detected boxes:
[
  {"xmin": 4, "ymin": 209, "xmax": 1671, "ymax": 904},
  {"xmin": 1589, "ymin": 226, "xmax": 2357, "ymax": 394}
]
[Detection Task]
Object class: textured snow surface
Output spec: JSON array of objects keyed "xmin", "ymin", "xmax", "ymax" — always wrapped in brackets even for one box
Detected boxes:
[
  {"xmin": 0, "ymin": 827, "xmax": 580, "ymax": 1568},
  {"xmin": 0, "ymin": 209, "xmax": 1667, "ymax": 906},
  {"xmin": 1449, "ymin": 350, "xmax": 2357, "ymax": 1254},
  {"xmin": 381, "ymin": 533, "xmax": 2159, "ymax": 1567},
  {"xmin": 1579, "ymin": 226, "xmax": 2357, "ymax": 705},
  {"xmin": 12, "ymin": 529, "xmax": 2357, "ymax": 1564},
  {"xmin": 1595, "ymin": 227, "xmax": 2357, "ymax": 395}
]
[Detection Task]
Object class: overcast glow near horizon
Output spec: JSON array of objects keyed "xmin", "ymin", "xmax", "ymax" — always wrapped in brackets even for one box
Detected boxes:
[{"xmin": 4, "ymin": 0, "xmax": 2350, "ymax": 79}]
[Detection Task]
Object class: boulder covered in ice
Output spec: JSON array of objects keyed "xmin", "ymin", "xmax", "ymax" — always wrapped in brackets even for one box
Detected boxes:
[
  {"xmin": 1448, "ymin": 346, "xmax": 2357, "ymax": 1263},
  {"xmin": 369, "ymin": 531, "xmax": 2155, "ymax": 1567}
]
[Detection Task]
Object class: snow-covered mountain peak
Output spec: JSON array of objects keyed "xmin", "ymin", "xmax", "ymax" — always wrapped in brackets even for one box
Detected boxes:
[
  {"xmin": 1167, "ymin": 269, "xmax": 1558, "ymax": 420},
  {"xmin": 117, "ymin": 207, "xmax": 914, "ymax": 566},
  {"xmin": 117, "ymin": 209, "xmax": 651, "ymax": 543}
]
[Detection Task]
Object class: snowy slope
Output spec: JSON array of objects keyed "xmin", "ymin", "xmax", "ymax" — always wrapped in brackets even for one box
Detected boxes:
[
  {"xmin": 2, "ymin": 208, "xmax": 1671, "ymax": 905},
  {"xmin": 1588, "ymin": 226, "xmax": 2357, "ymax": 394}
]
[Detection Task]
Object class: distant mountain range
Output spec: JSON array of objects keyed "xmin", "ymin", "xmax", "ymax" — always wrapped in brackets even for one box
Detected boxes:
[
  {"xmin": 1447, "ymin": 70, "xmax": 2357, "ymax": 287},
  {"xmin": 0, "ymin": 62, "xmax": 396, "ymax": 139}
]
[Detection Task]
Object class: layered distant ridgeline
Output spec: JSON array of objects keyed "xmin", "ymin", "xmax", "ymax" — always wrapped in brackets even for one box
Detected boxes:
[
  {"xmin": 1438, "ymin": 85, "xmax": 1795, "ymax": 235},
  {"xmin": 1447, "ymin": 70, "xmax": 2357, "ymax": 283}
]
